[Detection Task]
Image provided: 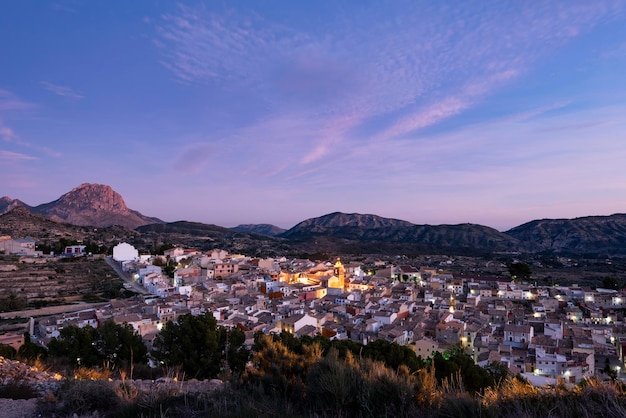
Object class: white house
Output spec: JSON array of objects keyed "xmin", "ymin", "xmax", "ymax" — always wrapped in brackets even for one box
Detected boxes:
[
  {"xmin": 504, "ymin": 324, "xmax": 534, "ymax": 345},
  {"xmin": 279, "ymin": 313, "xmax": 318, "ymax": 334},
  {"xmin": 64, "ymin": 245, "xmax": 86, "ymax": 256}
]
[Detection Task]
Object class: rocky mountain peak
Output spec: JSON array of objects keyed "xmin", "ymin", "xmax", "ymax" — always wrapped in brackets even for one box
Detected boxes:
[
  {"xmin": 29, "ymin": 183, "xmax": 162, "ymax": 229},
  {"xmin": 55, "ymin": 183, "xmax": 128, "ymax": 212}
]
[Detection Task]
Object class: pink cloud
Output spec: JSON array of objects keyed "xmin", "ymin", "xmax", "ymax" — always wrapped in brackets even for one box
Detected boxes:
[
  {"xmin": 0, "ymin": 150, "xmax": 38, "ymax": 161},
  {"xmin": 0, "ymin": 119, "xmax": 61, "ymax": 158},
  {"xmin": 0, "ymin": 120, "xmax": 17, "ymax": 141},
  {"xmin": 0, "ymin": 89, "xmax": 34, "ymax": 111},
  {"xmin": 172, "ymin": 143, "xmax": 213, "ymax": 174}
]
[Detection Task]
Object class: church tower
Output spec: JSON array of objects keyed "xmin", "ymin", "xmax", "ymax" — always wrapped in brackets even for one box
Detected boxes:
[
  {"xmin": 328, "ymin": 258, "xmax": 346, "ymax": 294},
  {"xmin": 333, "ymin": 258, "xmax": 345, "ymax": 290}
]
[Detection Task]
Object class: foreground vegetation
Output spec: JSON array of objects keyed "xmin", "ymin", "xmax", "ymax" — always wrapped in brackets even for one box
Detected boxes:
[
  {"xmin": 3, "ymin": 320, "xmax": 626, "ymax": 417},
  {"xmin": 9, "ymin": 344, "xmax": 626, "ymax": 417}
]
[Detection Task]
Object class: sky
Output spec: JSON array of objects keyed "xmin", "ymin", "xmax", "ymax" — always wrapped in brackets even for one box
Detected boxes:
[{"xmin": 1, "ymin": 1, "xmax": 626, "ymax": 231}]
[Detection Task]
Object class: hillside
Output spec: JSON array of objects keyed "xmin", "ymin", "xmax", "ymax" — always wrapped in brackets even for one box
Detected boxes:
[
  {"xmin": 0, "ymin": 197, "xmax": 27, "ymax": 215},
  {"xmin": 0, "ymin": 206, "xmax": 140, "ymax": 252},
  {"xmin": 505, "ymin": 214, "xmax": 626, "ymax": 254},
  {"xmin": 231, "ymin": 224, "xmax": 286, "ymax": 237},
  {"xmin": 281, "ymin": 212, "xmax": 522, "ymax": 252}
]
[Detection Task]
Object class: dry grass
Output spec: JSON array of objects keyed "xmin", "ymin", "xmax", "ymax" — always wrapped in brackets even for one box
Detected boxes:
[{"xmin": 27, "ymin": 356, "xmax": 626, "ymax": 418}]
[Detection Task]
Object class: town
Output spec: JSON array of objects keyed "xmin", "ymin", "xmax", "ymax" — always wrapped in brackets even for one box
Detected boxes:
[{"xmin": 3, "ymin": 237, "xmax": 625, "ymax": 388}]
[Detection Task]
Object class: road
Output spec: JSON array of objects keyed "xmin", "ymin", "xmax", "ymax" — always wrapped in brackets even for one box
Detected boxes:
[
  {"xmin": 105, "ymin": 256, "xmax": 150, "ymax": 295},
  {"xmin": 0, "ymin": 302, "xmax": 107, "ymax": 319}
]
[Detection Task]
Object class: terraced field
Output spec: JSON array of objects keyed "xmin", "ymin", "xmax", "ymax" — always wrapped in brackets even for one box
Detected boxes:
[{"xmin": 0, "ymin": 255, "xmax": 125, "ymax": 312}]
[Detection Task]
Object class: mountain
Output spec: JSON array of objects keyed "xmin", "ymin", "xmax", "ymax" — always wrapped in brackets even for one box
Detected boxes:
[
  {"xmin": 505, "ymin": 214, "xmax": 626, "ymax": 254},
  {"xmin": 0, "ymin": 206, "xmax": 139, "ymax": 248},
  {"xmin": 281, "ymin": 212, "xmax": 522, "ymax": 252},
  {"xmin": 0, "ymin": 196, "xmax": 28, "ymax": 215},
  {"xmin": 231, "ymin": 224, "xmax": 286, "ymax": 237},
  {"xmin": 29, "ymin": 183, "xmax": 162, "ymax": 229}
]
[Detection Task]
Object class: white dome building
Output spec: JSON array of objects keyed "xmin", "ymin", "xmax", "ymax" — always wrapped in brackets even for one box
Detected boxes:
[{"xmin": 112, "ymin": 242, "xmax": 139, "ymax": 262}]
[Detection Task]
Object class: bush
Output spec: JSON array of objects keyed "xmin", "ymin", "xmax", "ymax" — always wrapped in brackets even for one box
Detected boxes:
[
  {"xmin": 59, "ymin": 379, "xmax": 121, "ymax": 416},
  {"xmin": 0, "ymin": 343, "xmax": 17, "ymax": 359}
]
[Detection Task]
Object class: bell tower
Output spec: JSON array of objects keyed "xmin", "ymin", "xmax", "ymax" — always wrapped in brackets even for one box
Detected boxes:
[{"xmin": 333, "ymin": 258, "xmax": 345, "ymax": 289}]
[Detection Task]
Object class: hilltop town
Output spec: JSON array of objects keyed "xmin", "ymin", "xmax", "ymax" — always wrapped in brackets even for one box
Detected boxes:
[{"xmin": 3, "ymin": 238, "xmax": 626, "ymax": 388}]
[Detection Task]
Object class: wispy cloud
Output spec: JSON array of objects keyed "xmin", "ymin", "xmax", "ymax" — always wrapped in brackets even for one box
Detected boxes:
[
  {"xmin": 155, "ymin": 1, "xmax": 624, "ymax": 181},
  {"xmin": 156, "ymin": 4, "xmax": 305, "ymax": 85},
  {"xmin": 0, "ymin": 119, "xmax": 17, "ymax": 141},
  {"xmin": 0, "ymin": 89, "xmax": 34, "ymax": 111},
  {"xmin": 0, "ymin": 118, "xmax": 62, "ymax": 158},
  {"xmin": 171, "ymin": 143, "xmax": 213, "ymax": 174},
  {"xmin": 40, "ymin": 81, "xmax": 84, "ymax": 100},
  {"xmin": 0, "ymin": 149, "xmax": 38, "ymax": 161}
]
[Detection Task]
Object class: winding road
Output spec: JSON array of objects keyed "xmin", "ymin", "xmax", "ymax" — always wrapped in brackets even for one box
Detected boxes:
[{"xmin": 105, "ymin": 256, "xmax": 150, "ymax": 295}]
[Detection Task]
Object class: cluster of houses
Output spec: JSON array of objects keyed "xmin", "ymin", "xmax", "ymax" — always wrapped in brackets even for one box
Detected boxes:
[{"xmin": 7, "ymin": 241, "xmax": 626, "ymax": 386}]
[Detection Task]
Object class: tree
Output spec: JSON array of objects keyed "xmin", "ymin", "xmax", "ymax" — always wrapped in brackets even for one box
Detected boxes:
[
  {"xmin": 508, "ymin": 262, "xmax": 532, "ymax": 281},
  {"xmin": 0, "ymin": 292, "xmax": 27, "ymax": 312},
  {"xmin": 84, "ymin": 241, "xmax": 100, "ymax": 254},
  {"xmin": 93, "ymin": 320, "xmax": 147, "ymax": 367},
  {"xmin": 485, "ymin": 360, "xmax": 510, "ymax": 385},
  {"xmin": 217, "ymin": 326, "xmax": 250, "ymax": 374},
  {"xmin": 248, "ymin": 334, "xmax": 321, "ymax": 401},
  {"xmin": 47, "ymin": 322, "xmax": 147, "ymax": 369},
  {"xmin": 47, "ymin": 325, "xmax": 99, "ymax": 367},
  {"xmin": 17, "ymin": 332, "xmax": 46, "ymax": 360},
  {"xmin": 602, "ymin": 277, "xmax": 620, "ymax": 290},
  {"xmin": 432, "ymin": 349, "xmax": 494, "ymax": 393},
  {"xmin": 152, "ymin": 313, "xmax": 222, "ymax": 379}
]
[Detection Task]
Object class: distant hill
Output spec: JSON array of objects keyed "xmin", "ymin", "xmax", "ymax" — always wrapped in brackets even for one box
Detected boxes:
[
  {"xmin": 136, "ymin": 220, "xmax": 290, "ymax": 256},
  {"xmin": 280, "ymin": 212, "xmax": 522, "ymax": 252},
  {"xmin": 231, "ymin": 224, "xmax": 286, "ymax": 237},
  {"xmin": 137, "ymin": 221, "xmax": 238, "ymax": 237},
  {"xmin": 0, "ymin": 196, "xmax": 28, "ymax": 215},
  {"xmin": 0, "ymin": 206, "xmax": 139, "ymax": 249},
  {"xmin": 505, "ymin": 214, "xmax": 626, "ymax": 254},
  {"xmin": 0, "ymin": 206, "xmax": 72, "ymax": 238},
  {"xmin": 10, "ymin": 183, "xmax": 163, "ymax": 229}
]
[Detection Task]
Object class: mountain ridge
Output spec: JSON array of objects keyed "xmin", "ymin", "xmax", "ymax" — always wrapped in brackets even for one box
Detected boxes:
[
  {"xmin": 280, "ymin": 212, "xmax": 524, "ymax": 252},
  {"xmin": 2, "ymin": 184, "xmax": 626, "ymax": 254}
]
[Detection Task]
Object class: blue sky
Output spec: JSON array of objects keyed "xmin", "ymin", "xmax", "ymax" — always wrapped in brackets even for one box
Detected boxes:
[{"xmin": 1, "ymin": 1, "xmax": 626, "ymax": 231}]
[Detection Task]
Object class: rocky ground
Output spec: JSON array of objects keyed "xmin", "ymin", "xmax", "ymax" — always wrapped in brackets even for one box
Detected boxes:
[{"xmin": 0, "ymin": 356, "xmax": 61, "ymax": 418}]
